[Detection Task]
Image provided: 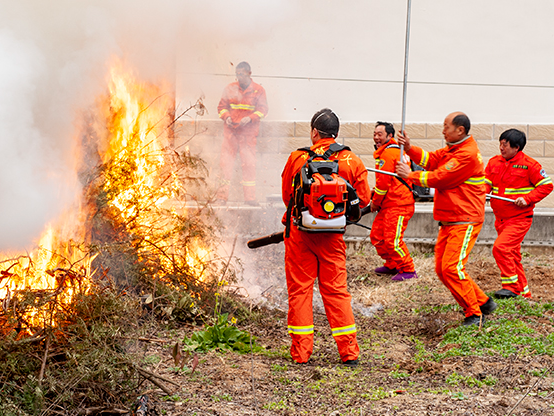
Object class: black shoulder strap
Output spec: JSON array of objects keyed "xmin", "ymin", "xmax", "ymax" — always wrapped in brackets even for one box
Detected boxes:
[
  {"xmin": 285, "ymin": 196, "xmax": 294, "ymax": 238},
  {"xmin": 381, "ymin": 143, "xmax": 415, "ymax": 197},
  {"xmin": 325, "ymin": 143, "xmax": 350, "ymax": 159},
  {"xmin": 296, "ymin": 143, "xmax": 352, "ymax": 162},
  {"xmin": 395, "ymin": 176, "xmax": 415, "ymax": 196}
]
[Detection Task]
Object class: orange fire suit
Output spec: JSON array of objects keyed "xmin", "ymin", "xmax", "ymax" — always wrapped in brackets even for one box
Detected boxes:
[
  {"xmin": 485, "ymin": 151, "xmax": 553, "ymax": 297},
  {"xmin": 281, "ymin": 138, "xmax": 372, "ymax": 363},
  {"xmin": 217, "ymin": 80, "xmax": 268, "ymax": 202},
  {"xmin": 406, "ymin": 136, "xmax": 489, "ymax": 317},
  {"xmin": 370, "ymin": 139, "xmax": 415, "ymax": 273}
]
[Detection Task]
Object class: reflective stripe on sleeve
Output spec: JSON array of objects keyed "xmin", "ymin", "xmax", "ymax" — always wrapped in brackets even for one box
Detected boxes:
[
  {"xmin": 485, "ymin": 178, "xmax": 493, "ymax": 186},
  {"xmin": 374, "ymin": 187, "xmax": 387, "ymax": 196},
  {"xmin": 331, "ymin": 324, "xmax": 357, "ymax": 337},
  {"xmin": 219, "ymin": 109, "xmax": 230, "ymax": 117},
  {"xmin": 419, "ymin": 171, "xmax": 430, "ymax": 188},
  {"xmin": 288, "ymin": 325, "xmax": 314, "ymax": 335},
  {"xmin": 420, "ymin": 150, "xmax": 430, "ymax": 168},
  {"xmin": 253, "ymin": 111, "xmax": 265, "ymax": 119},
  {"xmin": 522, "ymin": 285, "xmax": 530, "ymax": 295},
  {"xmin": 464, "ymin": 176, "xmax": 485, "ymax": 185},
  {"xmin": 536, "ymin": 177, "xmax": 553, "ymax": 187},
  {"xmin": 241, "ymin": 181, "xmax": 256, "ymax": 187}
]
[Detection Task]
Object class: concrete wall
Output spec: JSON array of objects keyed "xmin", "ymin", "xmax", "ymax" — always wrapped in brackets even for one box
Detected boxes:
[
  {"xmin": 176, "ymin": 120, "xmax": 554, "ymax": 208},
  {"xmin": 175, "ymin": 1, "xmax": 554, "ymax": 124}
]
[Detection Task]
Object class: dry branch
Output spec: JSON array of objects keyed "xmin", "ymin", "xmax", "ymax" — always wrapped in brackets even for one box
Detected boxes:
[
  {"xmin": 137, "ymin": 369, "xmax": 174, "ymax": 396},
  {"xmin": 77, "ymin": 407, "xmax": 128, "ymax": 415},
  {"xmin": 38, "ymin": 333, "xmax": 51, "ymax": 384},
  {"xmin": 135, "ymin": 366, "xmax": 180, "ymax": 387}
]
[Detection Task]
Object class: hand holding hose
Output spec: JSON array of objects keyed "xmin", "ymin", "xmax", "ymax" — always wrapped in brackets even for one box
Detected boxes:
[
  {"xmin": 397, "ymin": 130, "xmax": 412, "ymax": 152},
  {"xmin": 396, "ymin": 160, "xmax": 411, "ymax": 179}
]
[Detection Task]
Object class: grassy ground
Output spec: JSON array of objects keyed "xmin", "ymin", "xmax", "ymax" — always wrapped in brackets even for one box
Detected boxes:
[
  {"xmin": 119, "ymin": 247, "xmax": 554, "ymax": 415},
  {"xmin": 2, "ymin": 245, "xmax": 554, "ymax": 415}
]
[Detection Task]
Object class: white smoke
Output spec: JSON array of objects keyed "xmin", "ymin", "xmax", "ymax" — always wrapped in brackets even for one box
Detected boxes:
[{"xmin": 0, "ymin": 1, "xmax": 293, "ymax": 250}]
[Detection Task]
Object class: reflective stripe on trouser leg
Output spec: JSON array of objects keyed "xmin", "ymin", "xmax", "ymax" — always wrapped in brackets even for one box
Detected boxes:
[
  {"xmin": 394, "ymin": 215, "xmax": 407, "ymax": 257},
  {"xmin": 493, "ymin": 216, "xmax": 533, "ymax": 297},
  {"xmin": 288, "ymin": 325, "xmax": 314, "ymax": 335},
  {"xmin": 316, "ymin": 232, "xmax": 359, "ymax": 362},
  {"xmin": 370, "ymin": 209, "xmax": 395, "ymax": 269},
  {"xmin": 242, "ymin": 180, "xmax": 256, "ymax": 202},
  {"xmin": 501, "ymin": 275, "xmax": 518, "ymax": 285},
  {"xmin": 284, "ymin": 226, "xmax": 318, "ymax": 363},
  {"xmin": 435, "ymin": 223, "xmax": 489, "ymax": 317},
  {"xmin": 331, "ymin": 324, "xmax": 357, "ymax": 337},
  {"xmin": 369, "ymin": 205, "xmax": 415, "ymax": 272},
  {"xmin": 218, "ymin": 131, "xmax": 240, "ymax": 200},
  {"xmin": 239, "ymin": 133, "xmax": 257, "ymax": 201}
]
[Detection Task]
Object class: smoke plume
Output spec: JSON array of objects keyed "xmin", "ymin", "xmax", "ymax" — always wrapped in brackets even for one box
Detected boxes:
[{"xmin": 0, "ymin": 1, "xmax": 292, "ymax": 250}]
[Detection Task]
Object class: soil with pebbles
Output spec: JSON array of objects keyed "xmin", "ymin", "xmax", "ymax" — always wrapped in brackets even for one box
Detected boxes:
[{"xmin": 132, "ymin": 245, "xmax": 554, "ymax": 416}]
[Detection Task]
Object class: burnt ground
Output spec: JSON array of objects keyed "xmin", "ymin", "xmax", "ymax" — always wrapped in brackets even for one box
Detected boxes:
[{"xmin": 130, "ymin": 246, "xmax": 554, "ymax": 416}]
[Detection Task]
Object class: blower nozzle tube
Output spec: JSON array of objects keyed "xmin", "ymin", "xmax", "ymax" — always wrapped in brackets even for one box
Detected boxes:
[{"xmin": 247, "ymin": 232, "xmax": 285, "ymax": 249}]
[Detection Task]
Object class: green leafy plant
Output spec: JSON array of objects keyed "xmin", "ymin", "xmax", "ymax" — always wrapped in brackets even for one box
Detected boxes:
[
  {"xmin": 446, "ymin": 371, "xmax": 497, "ymax": 388},
  {"xmin": 494, "ymin": 297, "xmax": 554, "ymax": 317},
  {"xmin": 434, "ymin": 319, "xmax": 554, "ymax": 360},
  {"xmin": 451, "ymin": 391, "xmax": 467, "ymax": 400},
  {"xmin": 390, "ymin": 369, "xmax": 410, "ymax": 379},
  {"xmin": 184, "ymin": 292, "xmax": 261, "ymax": 353}
]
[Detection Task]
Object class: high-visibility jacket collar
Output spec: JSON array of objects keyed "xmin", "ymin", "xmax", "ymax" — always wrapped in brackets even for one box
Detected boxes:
[{"xmin": 446, "ymin": 135, "xmax": 471, "ymax": 147}]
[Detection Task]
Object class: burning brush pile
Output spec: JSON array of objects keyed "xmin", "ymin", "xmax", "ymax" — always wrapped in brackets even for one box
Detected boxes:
[{"xmin": 0, "ymin": 62, "xmax": 236, "ymax": 413}]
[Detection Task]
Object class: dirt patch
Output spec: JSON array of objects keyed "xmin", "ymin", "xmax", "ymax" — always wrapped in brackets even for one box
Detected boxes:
[{"xmin": 134, "ymin": 246, "xmax": 554, "ymax": 415}]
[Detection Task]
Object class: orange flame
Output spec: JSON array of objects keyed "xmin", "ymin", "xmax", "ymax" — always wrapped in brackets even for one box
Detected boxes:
[
  {"xmin": 0, "ymin": 59, "xmax": 210, "ymax": 331},
  {"xmin": 99, "ymin": 59, "xmax": 210, "ymax": 282}
]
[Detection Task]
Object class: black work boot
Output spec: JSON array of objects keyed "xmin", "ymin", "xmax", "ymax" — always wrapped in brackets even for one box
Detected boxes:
[
  {"xmin": 494, "ymin": 289, "xmax": 518, "ymax": 299},
  {"xmin": 463, "ymin": 314, "xmax": 485, "ymax": 327},
  {"xmin": 342, "ymin": 359, "xmax": 359, "ymax": 368},
  {"xmin": 480, "ymin": 297, "xmax": 498, "ymax": 315}
]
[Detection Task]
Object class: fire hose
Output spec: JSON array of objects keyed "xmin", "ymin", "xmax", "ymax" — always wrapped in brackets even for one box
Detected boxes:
[
  {"xmin": 248, "ymin": 169, "xmax": 519, "ymax": 249},
  {"xmin": 366, "ymin": 167, "xmax": 517, "ymax": 203},
  {"xmin": 247, "ymin": 205, "xmax": 373, "ymax": 249}
]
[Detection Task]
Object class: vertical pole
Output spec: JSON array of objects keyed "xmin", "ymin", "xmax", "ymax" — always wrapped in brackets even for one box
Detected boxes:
[{"xmin": 399, "ymin": 0, "xmax": 412, "ymax": 162}]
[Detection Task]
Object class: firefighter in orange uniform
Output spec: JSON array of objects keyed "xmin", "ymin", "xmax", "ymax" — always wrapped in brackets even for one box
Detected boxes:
[
  {"xmin": 485, "ymin": 128, "xmax": 553, "ymax": 299},
  {"xmin": 396, "ymin": 112, "xmax": 497, "ymax": 326},
  {"xmin": 370, "ymin": 121, "xmax": 417, "ymax": 281},
  {"xmin": 281, "ymin": 109, "xmax": 372, "ymax": 366},
  {"xmin": 217, "ymin": 61, "xmax": 268, "ymax": 205}
]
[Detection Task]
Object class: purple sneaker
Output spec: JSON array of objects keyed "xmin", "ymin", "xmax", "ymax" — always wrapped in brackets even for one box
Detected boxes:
[
  {"xmin": 374, "ymin": 266, "xmax": 398, "ymax": 275},
  {"xmin": 391, "ymin": 272, "xmax": 418, "ymax": 281}
]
